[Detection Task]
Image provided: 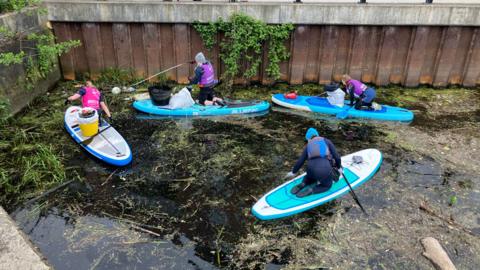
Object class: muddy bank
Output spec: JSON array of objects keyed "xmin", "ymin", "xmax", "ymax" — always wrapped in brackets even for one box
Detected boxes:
[{"xmin": 3, "ymin": 81, "xmax": 480, "ymax": 269}]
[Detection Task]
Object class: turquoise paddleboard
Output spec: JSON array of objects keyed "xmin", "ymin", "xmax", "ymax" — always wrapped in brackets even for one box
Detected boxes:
[
  {"xmin": 133, "ymin": 99, "xmax": 270, "ymax": 117},
  {"xmin": 252, "ymin": 149, "xmax": 382, "ymax": 220}
]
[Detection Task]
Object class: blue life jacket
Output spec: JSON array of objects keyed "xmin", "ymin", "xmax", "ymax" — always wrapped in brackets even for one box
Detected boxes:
[{"xmin": 307, "ymin": 136, "xmax": 332, "ymax": 160}]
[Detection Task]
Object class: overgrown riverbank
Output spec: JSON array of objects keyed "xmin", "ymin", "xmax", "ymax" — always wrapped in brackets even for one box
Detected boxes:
[{"xmin": 2, "ymin": 78, "xmax": 479, "ymax": 269}]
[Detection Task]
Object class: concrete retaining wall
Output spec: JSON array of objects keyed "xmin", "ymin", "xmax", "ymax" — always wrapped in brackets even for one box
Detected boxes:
[
  {"xmin": 0, "ymin": 207, "xmax": 50, "ymax": 269},
  {"xmin": 45, "ymin": 1, "xmax": 480, "ymax": 26},
  {"xmin": 0, "ymin": 9, "xmax": 61, "ymax": 115},
  {"xmin": 46, "ymin": 1, "xmax": 480, "ymax": 87}
]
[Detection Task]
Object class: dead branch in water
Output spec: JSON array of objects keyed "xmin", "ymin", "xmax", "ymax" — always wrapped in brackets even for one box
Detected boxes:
[{"xmin": 419, "ymin": 200, "xmax": 476, "ymax": 237}]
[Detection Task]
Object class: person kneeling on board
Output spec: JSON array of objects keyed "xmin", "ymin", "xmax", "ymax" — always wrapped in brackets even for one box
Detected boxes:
[
  {"xmin": 65, "ymin": 80, "xmax": 112, "ymax": 125},
  {"xmin": 342, "ymin": 74, "xmax": 377, "ymax": 111},
  {"xmin": 285, "ymin": 128, "xmax": 342, "ymax": 198},
  {"xmin": 189, "ymin": 52, "xmax": 225, "ymax": 106},
  {"xmin": 324, "ymin": 83, "xmax": 345, "ymax": 107}
]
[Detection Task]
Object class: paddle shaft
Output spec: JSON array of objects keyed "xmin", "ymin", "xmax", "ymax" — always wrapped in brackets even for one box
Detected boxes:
[
  {"xmin": 80, "ymin": 125, "xmax": 112, "ymax": 144},
  {"xmin": 100, "ymin": 133, "xmax": 122, "ymax": 154},
  {"xmin": 131, "ymin": 62, "xmax": 188, "ymax": 87},
  {"xmin": 340, "ymin": 169, "xmax": 367, "ymax": 215}
]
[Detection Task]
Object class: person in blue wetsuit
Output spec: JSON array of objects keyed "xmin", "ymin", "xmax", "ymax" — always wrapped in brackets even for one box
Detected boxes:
[{"xmin": 285, "ymin": 128, "xmax": 342, "ymax": 198}]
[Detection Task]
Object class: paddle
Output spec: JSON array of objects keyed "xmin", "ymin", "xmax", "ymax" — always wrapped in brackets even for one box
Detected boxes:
[
  {"xmin": 340, "ymin": 167, "xmax": 367, "ymax": 215},
  {"xmin": 336, "ymin": 103, "xmax": 353, "ymax": 119},
  {"xmin": 80, "ymin": 124, "xmax": 112, "ymax": 144}
]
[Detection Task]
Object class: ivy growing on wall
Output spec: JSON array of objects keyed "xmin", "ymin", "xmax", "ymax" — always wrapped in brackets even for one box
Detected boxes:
[
  {"xmin": 0, "ymin": 23, "xmax": 80, "ymax": 90},
  {"xmin": 193, "ymin": 13, "xmax": 294, "ymax": 83}
]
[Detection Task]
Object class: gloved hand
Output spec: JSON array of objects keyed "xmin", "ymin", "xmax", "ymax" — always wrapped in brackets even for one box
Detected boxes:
[
  {"xmin": 64, "ymin": 99, "xmax": 71, "ymax": 106},
  {"xmin": 338, "ymin": 167, "xmax": 343, "ymax": 175},
  {"xmin": 285, "ymin": 171, "xmax": 295, "ymax": 179}
]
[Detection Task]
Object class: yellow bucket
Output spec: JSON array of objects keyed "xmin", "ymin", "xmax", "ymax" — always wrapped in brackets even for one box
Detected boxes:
[{"xmin": 77, "ymin": 108, "xmax": 99, "ymax": 137}]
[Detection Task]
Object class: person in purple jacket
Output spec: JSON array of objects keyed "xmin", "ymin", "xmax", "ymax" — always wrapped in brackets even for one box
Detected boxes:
[
  {"xmin": 341, "ymin": 74, "xmax": 376, "ymax": 110},
  {"xmin": 189, "ymin": 52, "xmax": 225, "ymax": 106}
]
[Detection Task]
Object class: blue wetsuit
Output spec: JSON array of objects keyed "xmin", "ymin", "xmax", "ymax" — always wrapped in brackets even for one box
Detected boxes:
[{"xmin": 292, "ymin": 138, "xmax": 341, "ymax": 193}]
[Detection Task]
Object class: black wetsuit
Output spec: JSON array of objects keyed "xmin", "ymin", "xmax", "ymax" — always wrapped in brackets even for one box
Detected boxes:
[{"xmin": 292, "ymin": 138, "xmax": 341, "ymax": 194}]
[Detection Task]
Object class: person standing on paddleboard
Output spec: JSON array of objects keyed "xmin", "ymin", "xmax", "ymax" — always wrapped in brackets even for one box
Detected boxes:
[
  {"xmin": 189, "ymin": 52, "xmax": 225, "ymax": 106},
  {"xmin": 285, "ymin": 128, "xmax": 342, "ymax": 198},
  {"xmin": 65, "ymin": 80, "xmax": 112, "ymax": 124},
  {"xmin": 342, "ymin": 74, "xmax": 377, "ymax": 111}
]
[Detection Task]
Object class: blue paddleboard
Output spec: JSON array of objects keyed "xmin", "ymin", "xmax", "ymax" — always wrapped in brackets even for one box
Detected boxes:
[{"xmin": 272, "ymin": 94, "xmax": 414, "ymax": 122}]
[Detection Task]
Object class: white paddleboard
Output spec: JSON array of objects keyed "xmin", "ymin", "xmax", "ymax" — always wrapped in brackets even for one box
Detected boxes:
[
  {"xmin": 252, "ymin": 149, "xmax": 382, "ymax": 220},
  {"xmin": 64, "ymin": 106, "xmax": 132, "ymax": 166}
]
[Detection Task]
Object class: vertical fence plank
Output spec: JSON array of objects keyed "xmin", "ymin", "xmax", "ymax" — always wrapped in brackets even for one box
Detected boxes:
[
  {"xmin": 463, "ymin": 28, "xmax": 480, "ymax": 87},
  {"xmin": 130, "ymin": 24, "xmax": 146, "ymax": 78},
  {"xmin": 348, "ymin": 26, "xmax": 369, "ymax": 81},
  {"xmin": 82, "ymin": 23, "xmax": 104, "ymax": 79},
  {"xmin": 318, "ymin": 26, "xmax": 338, "ymax": 84},
  {"xmin": 190, "ymin": 26, "xmax": 206, "ymax": 79},
  {"xmin": 159, "ymin": 24, "xmax": 176, "ymax": 81},
  {"xmin": 304, "ymin": 26, "xmax": 321, "ymax": 83},
  {"xmin": 333, "ymin": 26, "xmax": 352, "ymax": 82},
  {"xmin": 419, "ymin": 27, "xmax": 443, "ymax": 85},
  {"xmin": 143, "ymin": 23, "xmax": 160, "ymax": 79},
  {"xmin": 52, "ymin": 22, "xmax": 75, "ymax": 80},
  {"xmin": 99, "ymin": 23, "xmax": 116, "ymax": 69},
  {"xmin": 405, "ymin": 27, "xmax": 429, "ymax": 87},
  {"xmin": 375, "ymin": 27, "xmax": 396, "ymax": 85},
  {"xmin": 289, "ymin": 26, "xmax": 309, "ymax": 84},
  {"xmin": 362, "ymin": 26, "xmax": 382, "ymax": 83},
  {"xmin": 434, "ymin": 26, "xmax": 462, "ymax": 87},
  {"xmin": 173, "ymin": 24, "xmax": 190, "ymax": 83},
  {"xmin": 70, "ymin": 23, "xmax": 88, "ymax": 76},
  {"xmin": 112, "ymin": 23, "xmax": 132, "ymax": 69},
  {"xmin": 449, "ymin": 27, "xmax": 474, "ymax": 85},
  {"xmin": 390, "ymin": 27, "xmax": 412, "ymax": 84}
]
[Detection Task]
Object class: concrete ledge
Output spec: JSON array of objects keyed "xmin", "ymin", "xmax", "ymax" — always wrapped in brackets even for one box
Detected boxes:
[
  {"xmin": 0, "ymin": 207, "xmax": 50, "ymax": 270},
  {"xmin": 44, "ymin": 1, "xmax": 480, "ymax": 26},
  {"xmin": 0, "ymin": 7, "xmax": 47, "ymax": 35}
]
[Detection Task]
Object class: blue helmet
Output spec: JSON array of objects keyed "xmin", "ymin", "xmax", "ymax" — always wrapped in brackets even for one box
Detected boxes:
[{"xmin": 305, "ymin": 127, "xmax": 319, "ymax": 140}]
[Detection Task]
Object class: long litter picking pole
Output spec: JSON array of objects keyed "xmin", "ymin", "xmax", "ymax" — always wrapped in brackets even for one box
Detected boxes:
[{"xmin": 125, "ymin": 62, "xmax": 190, "ymax": 92}]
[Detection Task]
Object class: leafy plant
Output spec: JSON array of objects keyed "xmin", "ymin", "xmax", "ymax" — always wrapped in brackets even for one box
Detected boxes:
[
  {"xmin": 0, "ymin": 10, "xmax": 80, "ymax": 90},
  {"xmin": 193, "ymin": 13, "xmax": 293, "ymax": 84},
  {"xmin": 0, "ymin": 0, "xmax": 40, "ymax": 13}
]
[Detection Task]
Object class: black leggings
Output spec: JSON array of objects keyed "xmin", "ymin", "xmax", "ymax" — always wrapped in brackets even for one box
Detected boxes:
[{"xmin": 302, "ymin": 175, "xmax": 333, "ymax": 194}]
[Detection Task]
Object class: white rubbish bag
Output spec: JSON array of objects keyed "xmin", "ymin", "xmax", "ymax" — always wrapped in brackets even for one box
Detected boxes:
[
  {"xmin": 168, "ymin": 87, "xmax": 195, "ymax": 109},
  {"xmin": 326, "ymin": 88, "xmax": 346, "ymax": 107}
]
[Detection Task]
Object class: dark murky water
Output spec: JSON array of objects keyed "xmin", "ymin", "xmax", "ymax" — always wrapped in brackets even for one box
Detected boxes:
[{"xmin": 10, "ymin": 91, "xmax": 480, "ymax": 269}]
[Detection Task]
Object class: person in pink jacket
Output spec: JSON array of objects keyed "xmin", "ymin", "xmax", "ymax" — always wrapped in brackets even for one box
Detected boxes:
[{"xmin": 65, "ymin": 80, "xmax": 112, "ymax": 123}]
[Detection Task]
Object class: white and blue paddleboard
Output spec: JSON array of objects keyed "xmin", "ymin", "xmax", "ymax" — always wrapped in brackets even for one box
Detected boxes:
[
  {"xmin": 252, "ymin": 149, "xmax": 382, "ymax": 220},
  {"xmin": 272, "ymin": 94, "xmax": 414, "ymax": 122},
  {"xmin": 133, "ymin": 99, "xmax": 270, "ymax": 117},
  {"xmin": 64, "ymin": 106, "xmax": 132, "ymax": 166}
]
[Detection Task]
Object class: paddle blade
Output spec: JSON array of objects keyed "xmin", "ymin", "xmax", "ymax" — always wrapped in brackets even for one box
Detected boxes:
[{"xmin": 336, "ymin": 109, "xmax": 349, "ymax": 119}]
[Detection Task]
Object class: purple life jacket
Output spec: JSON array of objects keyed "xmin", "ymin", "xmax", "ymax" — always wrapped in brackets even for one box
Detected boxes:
[
  {"xmin": 307, "ymin": 137, "xmax": 332, "ymax": 160},
  {"xmin": 199, "ymin": 62, "xmax": 215, "ymax": 87},
  {"xmin": 347, "ymin": 79, "xmax": 368, "ymax": 97}
]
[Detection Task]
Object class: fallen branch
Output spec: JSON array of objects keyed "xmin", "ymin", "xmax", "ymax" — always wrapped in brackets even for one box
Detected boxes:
[
  {"xmin": 101, "ymin": 169, "xmax": 118, "ymax": 186},
  {"xmin": 421, "ymin": 237, "xmax": 457, "ymax": 270},
  {"xmin": 419, "ymin": 201, "xmax": 475, "ymax": 237}
]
